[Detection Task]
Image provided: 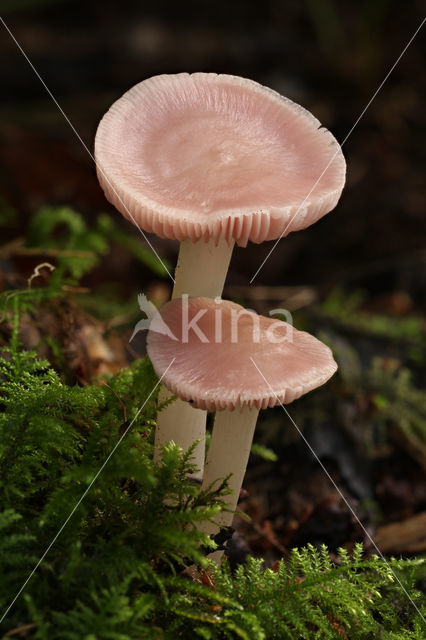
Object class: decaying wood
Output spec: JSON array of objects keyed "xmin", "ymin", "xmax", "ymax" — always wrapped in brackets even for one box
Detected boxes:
[{"xmin": 375, "ymin": 511, "xmax": 426, "ymax": 554}]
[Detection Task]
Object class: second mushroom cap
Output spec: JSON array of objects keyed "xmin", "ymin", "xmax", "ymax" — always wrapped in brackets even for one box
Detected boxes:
[{"xmin": 147, "ymin": 297, "xmax": 338, "ymax": 412}]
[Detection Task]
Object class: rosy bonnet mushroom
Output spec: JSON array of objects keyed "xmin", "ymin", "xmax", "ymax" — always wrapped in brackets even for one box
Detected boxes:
[
  {"xmin": 147, "ymin": 296, "xmax": 338, "ymax": 559},
  {"xmin": 95, "ymin": 72, "xmax": 345, "ymax": 477}
]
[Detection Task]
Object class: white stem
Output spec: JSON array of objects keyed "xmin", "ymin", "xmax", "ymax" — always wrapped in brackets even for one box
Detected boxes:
[
  {"xmin": 172, "ymin": 236, "xmax": 235, "ymax": 299},
  {"xmin": 154, "ymin": 392, "xmax": 206, "ymax": 480},
  {"xmin": 154, "ymin": 237, "xmax": 235, "ymax": 477},
  {"xmin": 200, "ymin": 405, "xmax": 259, "ymax": 561}
]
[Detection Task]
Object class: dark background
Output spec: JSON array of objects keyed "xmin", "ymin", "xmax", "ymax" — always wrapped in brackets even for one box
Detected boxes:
[{"xmin": 1, "ymin": 0, "xmax": 425, "ymax": 301}]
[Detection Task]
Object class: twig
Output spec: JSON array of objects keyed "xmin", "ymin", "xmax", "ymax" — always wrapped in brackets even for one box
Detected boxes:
[
  {"xmin": 4, "ymin": 623, "xmax": 36, "ymax": 637},
  {"xmin": 0, "ymin": 238, "xmax": 95, "ymax": 260},
  {"xmin": 27, "ymin": 263, "xmax": 55, "ymax": 289}
]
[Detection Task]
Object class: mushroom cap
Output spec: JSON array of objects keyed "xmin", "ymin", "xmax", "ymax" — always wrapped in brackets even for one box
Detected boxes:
[
  {"xmin": 147, "ymin": 297, "xmax": 337, "ymax": 411},
  {"xmin": 95, "ymin": 73, "xmax": 346, "ymax": 247}
]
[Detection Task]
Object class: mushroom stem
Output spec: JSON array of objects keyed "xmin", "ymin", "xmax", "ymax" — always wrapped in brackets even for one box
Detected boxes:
[
  {"xmin": 154, "ymin": 236, "xmax": 235, "ymax": 478},
  {"xmin": 153, "ymin": 396, "xmax": 206, "ymax": 479},
  {"xmin": 200, "ymin": 405, "xmax": 259, "ymax": 560},
  {"xmin": 172, "ymin": 236, "xmax": 235, "ymax": 299}
]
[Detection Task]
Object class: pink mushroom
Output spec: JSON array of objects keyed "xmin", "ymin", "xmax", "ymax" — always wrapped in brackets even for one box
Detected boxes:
[
  {"xmin": 95, "ymin": 72, "xmax": 345, "ymax": 477},
  {"xmin": 147, "ymin": 296, "xmax": 337, "ymax": 559}
]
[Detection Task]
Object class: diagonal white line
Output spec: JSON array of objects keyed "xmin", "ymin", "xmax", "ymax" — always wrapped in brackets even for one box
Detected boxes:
[
  {"xmin": 0, "ymin": 16, "xmax": 175, "ymax": 284},
  {"xmin": 0, "ymin": 358, "xmax": 175, "ymax": 625},
  {"xmin": 250, "ymin": 16, "xmax": 426, "ymax": 284},
  {"xmin": 250, "ymin": 356, "xmax": 426, "ymax": 624}
]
